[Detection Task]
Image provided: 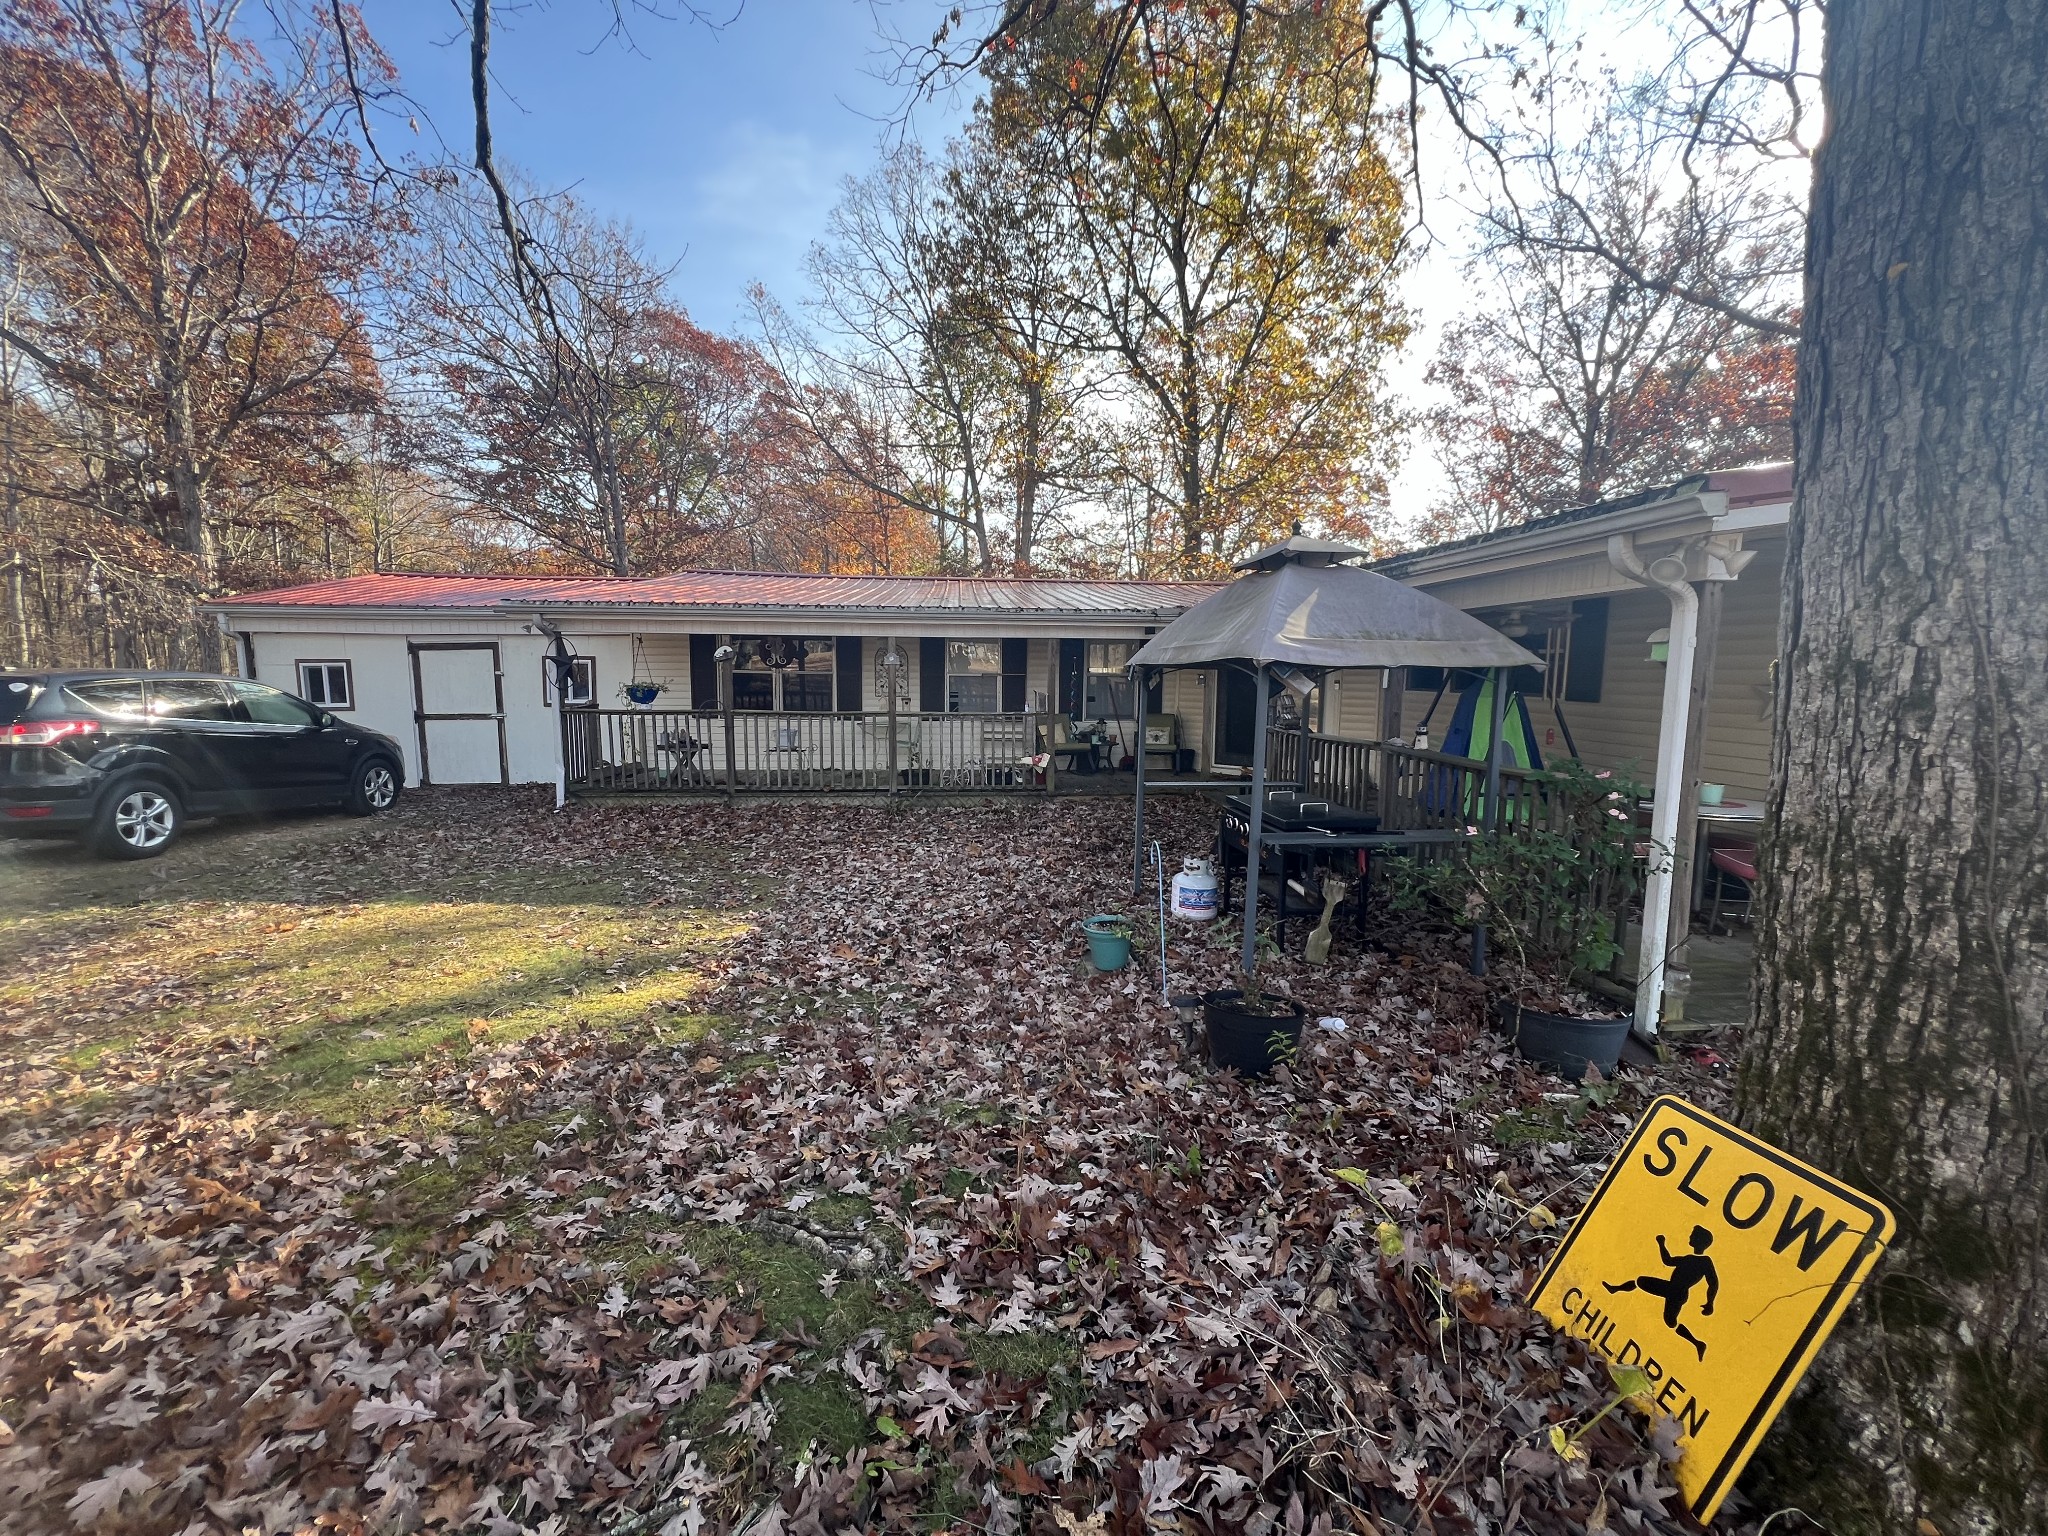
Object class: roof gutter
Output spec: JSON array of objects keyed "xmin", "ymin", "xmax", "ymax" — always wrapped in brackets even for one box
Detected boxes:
[{"xmin": 1380, "ymin": 489, "xmax": 1716, "ymax": 582}]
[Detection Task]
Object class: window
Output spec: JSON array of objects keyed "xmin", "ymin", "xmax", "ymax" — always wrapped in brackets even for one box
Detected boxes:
[
  {"xmin": 545, "ymin": 656, "xmax": 595, "ymax": 708},
  {"xmin": 148, "ymin": 679, "xmax": 237, "ymax": 721},
  {"xmin": 730, "ymin": 635, "xmax": 835, "ymax": 711},
  {"xmin": 1563, "ymin": 597, "xmax": 1609, "ymax": 703},
  {"xmin": 64, "ymin": 679, "xmax": 146, "ymax": 718},
  {"xmin": 1083, "ymin": 641, "xmax": 1138, "ymax": 719},
  {"xmin": 297, "ymin": 660, "xmax": 353, "ymax": 709},
  {"xmin": 231, "ymin": 680, "xmax": 320, "ymax": 728},
  {"xmin": 946, "ymin": 640, "xmax": 1001, "ymax": 712}
]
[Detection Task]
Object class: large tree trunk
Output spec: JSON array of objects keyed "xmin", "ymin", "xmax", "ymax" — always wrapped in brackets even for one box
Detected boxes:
[{"xmin": 1739, "ymin": 2, "xmax": 2047, "ymax": 1532}]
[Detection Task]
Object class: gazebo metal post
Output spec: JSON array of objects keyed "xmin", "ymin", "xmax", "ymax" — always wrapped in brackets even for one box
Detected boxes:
[
  {"xmin": 1471, "ymin": 665, "xmax": 1508, "ymax": 975},
  {"xmin": 1240, "ymin": 664, "xmax": 1273, "ymax": 974},
  {"xmin": 1132, "ymin": 664, "xmax": 1149, "ymax": 895}
]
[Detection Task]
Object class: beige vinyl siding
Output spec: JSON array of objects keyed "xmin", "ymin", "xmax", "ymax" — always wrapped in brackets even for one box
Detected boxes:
[
  {"xmin": 1697, "ymin": 539, "xmax": 1781, "ymax": 794},
  {"xmin": 1382, "ymin": 535, "xmax": 1783, "ymax": 793},
  {"xmin": 634, "ymin": 634, "xmax": 696, "ymax": 701},
  {"xmin": 1161, "ymin": 669, "xmax": 1209, "ymax": 769},
  {"xmin": 1325, "ymin": 669, "xmax": 1384, "ymax": 740}
]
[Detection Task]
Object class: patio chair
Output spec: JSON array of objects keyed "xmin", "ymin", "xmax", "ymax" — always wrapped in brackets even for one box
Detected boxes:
[
  {"xmin": 1044, "ymin": 716, "xmax": 1097, "ymax": 774},
  {"xmin": 1706, "ymin": 837, "xmax": 1758, "ymax": 934},
  {"xmin": 1141, "ymin": 713, "xmax": 1181, "ymax": 773}
]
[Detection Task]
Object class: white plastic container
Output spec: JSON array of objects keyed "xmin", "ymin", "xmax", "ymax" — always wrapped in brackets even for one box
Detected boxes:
[{"xmin": 1170, "ymin": 856, "xmax": 1218, "ymax": 921}]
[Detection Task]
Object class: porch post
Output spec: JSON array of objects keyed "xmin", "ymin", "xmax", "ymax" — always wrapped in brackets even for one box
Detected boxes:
[
  {"xmin": 1132, "ymin": 666, "xmax": 1149, "ymax": 896},
  {"xmin": 886, "ymin": 656, "xmax": 899, "ymax": 796},
  {"xmin": 719, "ymin": 649, "xmax": 737, "ymax": 798},
  {"xmin": 1240, "ymin": 664, "xmax": 1272, "ymax": 974},
  {"xmin": 1472, "ymin": 666, "xmax": 1508, "ymax": 976},
  {"xmin": 1665, "ymin": 578, "xmax": 1724, "ymax": 996}
]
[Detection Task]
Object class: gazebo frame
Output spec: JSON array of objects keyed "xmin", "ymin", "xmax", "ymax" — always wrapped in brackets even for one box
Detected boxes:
[{"xmin": 1124, "ymin": 534, "xmax": 1536, "ymax": 976}]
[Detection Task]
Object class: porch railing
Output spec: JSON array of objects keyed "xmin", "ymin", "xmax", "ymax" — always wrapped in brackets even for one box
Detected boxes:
[
  {"xmin": 565, "ymin": 707, "xmax": 1044, "ymax": 793},
  {"xmin": 1262, "ymin": 726, "xmax": 1643, "ymax": 977}
]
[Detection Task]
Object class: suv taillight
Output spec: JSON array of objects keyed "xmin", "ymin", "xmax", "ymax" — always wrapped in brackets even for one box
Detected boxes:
[{"xmin": 2, "ymin": 718, "xmax": 101, "ymax": 746}]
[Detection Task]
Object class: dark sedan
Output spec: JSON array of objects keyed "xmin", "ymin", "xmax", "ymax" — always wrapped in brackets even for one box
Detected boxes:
[{"xmin": 0, "ymin": 671, "xmax": 405, "ymax": 858}]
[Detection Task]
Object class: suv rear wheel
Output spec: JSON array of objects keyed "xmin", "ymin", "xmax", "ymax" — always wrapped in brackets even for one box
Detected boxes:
[
  {"xmin": 344, "ymin": 757, "xmax": 400, "ymax": 816},
  {"xmin": 93, "ymin": 779, "xmax": 182, "ymax": 859}
]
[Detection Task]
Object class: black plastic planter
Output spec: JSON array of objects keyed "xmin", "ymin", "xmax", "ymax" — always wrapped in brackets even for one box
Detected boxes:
[
  {"xmin": 1203, "ymin": 989, "xmax": 1307, "ymax": 1076},
  {"xmin": 1497, "ymin": 1000, "xmax": 1630, "ymax": 1081}
]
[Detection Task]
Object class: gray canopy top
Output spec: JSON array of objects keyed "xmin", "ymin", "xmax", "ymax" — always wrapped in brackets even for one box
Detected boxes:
[{"xmin": 1128, "ymin": 534, "xmax": 1540, "ymax": 673}]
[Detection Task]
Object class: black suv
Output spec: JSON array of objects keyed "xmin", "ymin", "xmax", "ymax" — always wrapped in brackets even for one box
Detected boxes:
[{"xmin": 1, "ymin": 671, "xmax": 405, "ymax": 859}]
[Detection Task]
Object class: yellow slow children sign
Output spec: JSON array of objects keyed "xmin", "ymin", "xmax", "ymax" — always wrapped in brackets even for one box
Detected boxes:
[{"xmin": 1529, "ymin": 1095, "xmax": 1893, "ymax": 1522}]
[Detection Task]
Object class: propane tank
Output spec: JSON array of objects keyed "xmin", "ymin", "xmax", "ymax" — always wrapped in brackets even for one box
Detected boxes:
[{"xmin": 1170, "ymin": 856, "xmax": 1218, "ymax": 921}]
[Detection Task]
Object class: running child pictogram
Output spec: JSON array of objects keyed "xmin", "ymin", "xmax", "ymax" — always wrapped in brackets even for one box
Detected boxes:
[{"xmin": 1604, "ymin": 1224, "xmax": 1719, "ymax": 1360}]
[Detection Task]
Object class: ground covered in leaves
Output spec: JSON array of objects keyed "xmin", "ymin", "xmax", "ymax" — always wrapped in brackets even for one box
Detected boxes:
[{"xmin": 1, "ymin": 790, "xmax": 1744, "ymax": 1536}]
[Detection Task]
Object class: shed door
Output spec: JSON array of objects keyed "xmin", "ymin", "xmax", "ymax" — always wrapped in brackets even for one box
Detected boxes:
[{"xmin": 410, "ymin": 643, "xmax": 507, "ymax": 785}]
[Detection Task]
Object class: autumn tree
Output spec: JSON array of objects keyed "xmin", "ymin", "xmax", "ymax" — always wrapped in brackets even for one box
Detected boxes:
[
  {"xmin": 755, "ymin": 137, "xmax": 1096, "ymax": 577},
  {"xmin": 1419, "ymin": 109, "xmax": 1798, "ymax": 541},
  {"xmin": 0, "ymin": 0, "xmax": 389, "ymax": 655},
  {"xmin": 986, "ymin": 0, "xmax": 1407, "ymax": 572},
  {"xmin": 408, "ymin": 183, "xmax": 777, "ymax": 576}
]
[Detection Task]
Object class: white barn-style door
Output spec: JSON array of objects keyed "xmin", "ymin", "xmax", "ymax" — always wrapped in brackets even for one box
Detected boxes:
[{"xmin": 409, "ymin": 642, "xmax": 507, "ymax": 785}]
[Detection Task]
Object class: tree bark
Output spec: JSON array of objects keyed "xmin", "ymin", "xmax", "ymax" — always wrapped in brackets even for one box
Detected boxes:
[{"xmin": 1740, "ymin": 2, "xmax": 2048, "ymax": 1531}]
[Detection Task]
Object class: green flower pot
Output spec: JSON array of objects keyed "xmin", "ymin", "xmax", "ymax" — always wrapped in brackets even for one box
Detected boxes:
[{"xmin": 1080, "ymin": 915, "xmax": 1132, "ymax": 972}]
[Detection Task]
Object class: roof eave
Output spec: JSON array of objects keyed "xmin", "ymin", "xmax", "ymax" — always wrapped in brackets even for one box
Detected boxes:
[{"xmin": 1378, "ymin": 490, "xmax": 1729, "ymax": 582}]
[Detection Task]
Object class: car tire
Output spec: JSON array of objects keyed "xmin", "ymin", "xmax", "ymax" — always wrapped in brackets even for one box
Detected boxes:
[
  {"xmin": 344, "ymin": 757, "xmax": 401, "ymax": 817},
  {"xmin": 91, "ymin": 778, "xmax": 183, "ymax": 860}
]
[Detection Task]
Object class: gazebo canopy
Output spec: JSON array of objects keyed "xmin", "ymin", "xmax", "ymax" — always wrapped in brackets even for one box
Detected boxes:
[{"xmin": 1128, "ymin": 537, "xmax": 1540, "ymax": 673}]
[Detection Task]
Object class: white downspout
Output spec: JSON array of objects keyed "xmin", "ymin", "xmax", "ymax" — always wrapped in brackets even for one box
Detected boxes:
[{"xmin": 1606, "ymin": 534, "xmax": 1698, "ymax": 1038}]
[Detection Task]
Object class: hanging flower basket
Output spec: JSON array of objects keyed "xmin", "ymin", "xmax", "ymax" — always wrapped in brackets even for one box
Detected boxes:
[{"xmin": 620, "ymin": 681, "xmax": 665, "ymax": 708}]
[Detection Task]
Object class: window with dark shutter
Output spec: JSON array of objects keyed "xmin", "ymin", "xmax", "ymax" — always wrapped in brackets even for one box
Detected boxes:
[
  {"xmin": 919, "ymin": 638, "xmax": 946, "ymax": 712},
  {"xmin": 690, "ymin": 634, "xmax": 718, "ymax": 709},
  {"xmin": 1057, "ymin": 639, "xmax": 1085, "ymax": 716},
  {"xmin": 836, "ymin": 636, "xmax": 862, "ymax": 712},
  {"xmin": 1564, "ymin": 597, "xmax": 1609, "ymax": 703},
  {"xmin": 999, "ymin": 638, "xmax": 1027, "ymax": 713}
]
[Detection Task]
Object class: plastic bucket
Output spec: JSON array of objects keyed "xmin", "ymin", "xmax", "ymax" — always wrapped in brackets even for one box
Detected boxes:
[
  {"xmin": 1080, "ymin": 916, "xmax": 1133, "ymax": 972},
  {"xmin": 1202, "ymin": 989, "xmax": 1306, "ymax": 1076},
  {"xmin": 1497, "ymin": 1001, "xmax": 1630, "ymax": 1081}
]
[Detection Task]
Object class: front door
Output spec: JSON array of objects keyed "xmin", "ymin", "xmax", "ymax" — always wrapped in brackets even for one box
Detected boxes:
[
  {"xmin": 227, "ymin": 680, "xmax": 355, "ymax": 805},
  {"xmin": 411, "ymin": 643, "xmax": 507, "ymax": 785},
  {"xmin": 1216, "ymin": 668, "xmax": 1258, "ymax": 767}
]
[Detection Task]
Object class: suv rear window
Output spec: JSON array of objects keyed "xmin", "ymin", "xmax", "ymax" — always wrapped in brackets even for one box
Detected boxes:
[
  {"xmin": 0, "ymin": 679, "xmax": 41, "ymax": 725},
  {"xmin": 64, "ymin": 679, "xmax": 147, "ymax": 717},
  {"xmin": 148, "ymin": 679, "xmax": 237, "ymax": 721}
]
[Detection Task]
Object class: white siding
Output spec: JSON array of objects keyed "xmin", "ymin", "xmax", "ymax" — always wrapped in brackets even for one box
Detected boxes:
[{"xmin": 248, "ymin": 624, "xmax": 631, "ymax": 787}]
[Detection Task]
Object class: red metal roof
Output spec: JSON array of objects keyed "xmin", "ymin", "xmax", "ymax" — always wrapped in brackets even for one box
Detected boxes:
[{"xmin": 213, "ymin": 569, "xmax": 1220, "ymax": 615}]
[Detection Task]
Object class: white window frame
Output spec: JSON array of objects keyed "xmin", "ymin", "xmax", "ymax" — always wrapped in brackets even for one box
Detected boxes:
[
  {"xmin": 946, "ymin": 640, "xmax": 1002, "ymax": 713},
  {"xmin": 1083, "ymin": 641, "xmax": 1138, "ymax": 720},
  {"xmin": 730, "ymin": 635, "xmax": 836, "ymax": 712},
  {"xmin": 544, "ymin": 655, "xmax": 596, "ymax": 708},
  {"xmin": 296, "ymin": 659, "xmax": 354, "ymax": 711}
]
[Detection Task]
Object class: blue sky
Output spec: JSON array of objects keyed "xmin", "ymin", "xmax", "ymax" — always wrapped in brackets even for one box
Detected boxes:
[{"xmin": 357, "ymin": 0, "xmax": 969, "ymax": 333}]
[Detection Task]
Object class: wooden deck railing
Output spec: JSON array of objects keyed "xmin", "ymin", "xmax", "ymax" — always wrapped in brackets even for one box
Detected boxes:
[
  {"xmin": 566, "ymin": 707, "xmax": 1044, "ymax": 792},
  {"xmin": 1262, "ymin": 726, "xmax": 1644, "ymax": 976}
]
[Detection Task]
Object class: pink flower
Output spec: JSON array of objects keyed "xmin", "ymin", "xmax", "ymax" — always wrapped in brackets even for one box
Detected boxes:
[{"xmin": 1595, "ymin": 770, "xmax": 1612, "ymax": 779}]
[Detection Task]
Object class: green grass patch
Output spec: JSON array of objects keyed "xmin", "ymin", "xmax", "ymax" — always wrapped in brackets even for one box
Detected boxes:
[{"xmin": 1492, "ymin": 1105, "xmax": 1571, "ymax": 1147}]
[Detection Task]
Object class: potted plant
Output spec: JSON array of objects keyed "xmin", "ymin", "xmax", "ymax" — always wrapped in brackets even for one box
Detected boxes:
[
  {"xmin": 1388, "ymin": 760, "xmax": 1645, "ymax": 1081},
  {"xmin": 1080, "ymin": 914, "xmax": 1134, "ymax": 972},
  {"xmin": 1201, "ymin": 980, "xmax": 1306, "ymax": 1076},
  {"xmin": 619, "ymin": 679, "xmax": 670, "ymax": 708}
]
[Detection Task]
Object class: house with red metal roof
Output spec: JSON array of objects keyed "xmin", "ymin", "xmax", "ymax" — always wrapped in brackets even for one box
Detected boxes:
[{"xmin": 206, "ymin": 568, "xmax": 1233, "ymax": 791}]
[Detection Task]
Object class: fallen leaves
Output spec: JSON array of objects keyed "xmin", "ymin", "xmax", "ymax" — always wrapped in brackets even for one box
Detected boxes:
[{"xmin": 0, "ymin": 789, "xmax": 1742, "ymax": 1535}]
